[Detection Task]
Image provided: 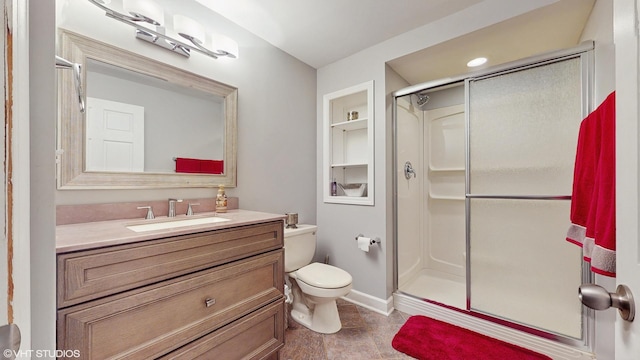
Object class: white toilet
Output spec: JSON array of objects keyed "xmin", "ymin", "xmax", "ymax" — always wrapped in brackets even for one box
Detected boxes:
[{"xmin": 284, "ymin": 224, "xmax": 353, "ymax": 334}]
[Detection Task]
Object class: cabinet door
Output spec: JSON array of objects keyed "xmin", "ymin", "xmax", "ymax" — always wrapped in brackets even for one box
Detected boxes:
[
  {"xmin": 323, "ymin": 80, "xmax": 374, "ymax": 205},
  {"xmin": 57, "ymin": 250, "xmax": 284, "ymax": 360}
]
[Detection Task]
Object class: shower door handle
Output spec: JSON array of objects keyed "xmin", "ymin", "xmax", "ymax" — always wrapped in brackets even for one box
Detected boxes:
[
  {"xmin": 404, "ymin": 161, "xmax": 416, "ymax": 180},
  {"xmin": 579, "ymin": 284, "xmax": 635, "ymax": 321}
]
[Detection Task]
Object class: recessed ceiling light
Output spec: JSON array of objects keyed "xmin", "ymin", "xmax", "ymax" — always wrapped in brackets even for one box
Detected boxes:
[{"xmin": 467, "ymin": 57, "xmax": 487, "ymax": 67}]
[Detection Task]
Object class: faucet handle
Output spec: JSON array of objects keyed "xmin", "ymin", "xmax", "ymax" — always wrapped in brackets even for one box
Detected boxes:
[
  {"xmin": 186, "ymin": 203, "xmax": 200, "ymax": 216},
  {"xmin": 137, "ymin": 206, "xmax": 155, "ymax": 220}
]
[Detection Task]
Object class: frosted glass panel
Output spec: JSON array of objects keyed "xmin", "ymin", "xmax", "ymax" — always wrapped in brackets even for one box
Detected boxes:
[
  {"xmin": 468, "ymin": 58, "xmax": 582, "ymax": 195},
  {"xmin": 469, "ymin": 199, "xmax": 583, "ymax": 338}
]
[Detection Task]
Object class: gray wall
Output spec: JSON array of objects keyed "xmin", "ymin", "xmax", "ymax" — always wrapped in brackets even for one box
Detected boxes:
[
  {"xmin": 316, "ymin": 0, "xmax": 561, "ymax": 303},
  {"xmin": 55, "ymin": 0, "xmax": 317, "ymax": 224}
]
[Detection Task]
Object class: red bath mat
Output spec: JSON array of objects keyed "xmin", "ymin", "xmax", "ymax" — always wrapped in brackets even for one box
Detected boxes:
[{"xmin": 392, "ymin": 315, "xmax": 552, "ymax": 360}]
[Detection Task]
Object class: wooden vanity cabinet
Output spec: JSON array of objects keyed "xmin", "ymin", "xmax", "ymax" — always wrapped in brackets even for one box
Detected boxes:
[{"xmin": 57, "ymin": 221, "xmax": 285, "ymax": 360}]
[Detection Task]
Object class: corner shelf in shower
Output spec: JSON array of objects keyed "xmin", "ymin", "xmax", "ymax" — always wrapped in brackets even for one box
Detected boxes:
[
  {"xmin": 428, "ymin": 166, "xmax": 465, "ymax": 172},
  {"xmin": 323, "ymin": 80, "xmax": 374, "ymax": 205},
  {"xmin": 429, "ymin": 193, "xmax": 465, "ymax": 201}
]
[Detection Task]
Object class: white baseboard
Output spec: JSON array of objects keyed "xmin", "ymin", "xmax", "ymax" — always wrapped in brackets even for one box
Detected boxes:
[
  {"xmin": 341, "ymin": 290, "xmax": 394, "ymax": 316},
  {"xmin": 394, "ymin": 293, "xmax": 596, "ymax": 360}
]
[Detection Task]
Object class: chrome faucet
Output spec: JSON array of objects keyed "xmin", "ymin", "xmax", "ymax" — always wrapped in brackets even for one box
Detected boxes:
[{"xmin": 168, "ymin": 198, "xmax": 183, "ymax": 217}]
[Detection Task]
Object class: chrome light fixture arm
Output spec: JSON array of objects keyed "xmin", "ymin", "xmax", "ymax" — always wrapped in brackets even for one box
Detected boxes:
[
  {"xmin": 87, "ymin": 0, "xmax": 236, "ymax": 60},
  {"xmin": 55, "ymin": 56, "xmax": 85, "ymax": 113}
]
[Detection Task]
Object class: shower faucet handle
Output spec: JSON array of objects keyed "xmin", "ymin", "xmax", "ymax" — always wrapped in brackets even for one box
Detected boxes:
[{"xmin": 404, "ymin": 161, "xmax": 417, "ymax": 179}]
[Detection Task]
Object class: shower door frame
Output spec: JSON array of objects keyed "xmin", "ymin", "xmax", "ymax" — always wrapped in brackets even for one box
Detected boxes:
[{"xmin": 392, "ymin": 41, "xmax": 595, "ymax": 349}]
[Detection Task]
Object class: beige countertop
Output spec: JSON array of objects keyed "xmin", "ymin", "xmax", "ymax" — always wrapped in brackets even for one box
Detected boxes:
[{"xmin": 56, "ymin": 209, "xmax": 286, "ymax": 254}]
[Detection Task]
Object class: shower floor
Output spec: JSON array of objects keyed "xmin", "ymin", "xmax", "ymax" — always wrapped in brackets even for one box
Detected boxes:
[
  {"xmin": 399, "ymin": 269, "xmax": 582, "ymax": 339},
  {"xmin": 399, "ymin": 268, "xmax": 466, "ymax": 310}
]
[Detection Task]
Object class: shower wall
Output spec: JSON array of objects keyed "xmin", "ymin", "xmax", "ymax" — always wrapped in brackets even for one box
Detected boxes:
[{"xmin": 396, "ymin": 85, "xmax": 466, "ymax": 309}]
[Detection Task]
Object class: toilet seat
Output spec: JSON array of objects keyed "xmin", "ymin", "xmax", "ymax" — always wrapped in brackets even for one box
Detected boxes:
[{"xmin": 295, "ymin": 262, "xmax": 352, "ymax": 289}]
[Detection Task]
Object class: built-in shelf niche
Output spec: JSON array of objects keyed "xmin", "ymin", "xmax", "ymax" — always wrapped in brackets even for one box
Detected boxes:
[{"xmin": 323, "ymin": 80, "xmax": 374, "ymax": 205}]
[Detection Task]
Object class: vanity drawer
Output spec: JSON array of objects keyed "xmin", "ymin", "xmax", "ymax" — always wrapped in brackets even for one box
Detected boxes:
[
  {"xmin": 161, "ymin": 300, "xmax": 284, "ymax": 360},
  {"xmin": 57, "ymin": 250, "xmax": 284, "ymax": 360},
  {"xmin": 58, "ymin": 221, "xmax": 283, "ymax": 308}
]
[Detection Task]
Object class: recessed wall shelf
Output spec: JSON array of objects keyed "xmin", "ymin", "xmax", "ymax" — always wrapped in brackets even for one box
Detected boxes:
[{"xmin": 323, "ymin": 80, "xmax": 374, "ymax": 205}]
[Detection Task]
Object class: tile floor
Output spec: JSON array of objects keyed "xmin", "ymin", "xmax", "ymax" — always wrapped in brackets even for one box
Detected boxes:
[{"xmin": 279, "ymin": 299, "xmax": 415, "ymax": 360}]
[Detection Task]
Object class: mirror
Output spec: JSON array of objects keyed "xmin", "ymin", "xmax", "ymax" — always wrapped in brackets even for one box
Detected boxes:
[{"xmin": 57, "ymin": 30, "xmax": 237, "ymax": 189}]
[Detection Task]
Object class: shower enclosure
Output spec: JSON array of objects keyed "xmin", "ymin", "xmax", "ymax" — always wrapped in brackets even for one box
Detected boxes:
[{"xmin": 393, "ymin": 44, "xmax": 593, "ymax": 346}]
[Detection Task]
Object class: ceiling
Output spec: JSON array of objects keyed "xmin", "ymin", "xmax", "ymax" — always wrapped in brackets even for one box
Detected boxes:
[
  {"xmin": 388, "ymin": 0, "xmax": 595, "ymax": 85},
  {"xmin": 193, "ymin": 0, "xmax": 485, "ymax": 69},
  {"xmin": 178, "ymin": 0, "xmax": 594, "ymax": 85}
]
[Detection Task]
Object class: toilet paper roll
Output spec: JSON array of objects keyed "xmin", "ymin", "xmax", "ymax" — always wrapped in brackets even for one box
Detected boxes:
[{"xmin": 357, "ymin": 236, "xmax": 371, "ymax": 252}]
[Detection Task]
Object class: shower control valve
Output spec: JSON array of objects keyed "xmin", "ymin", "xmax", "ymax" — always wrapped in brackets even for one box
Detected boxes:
[{"xmin": 404, "ymin": 161, "xmax": 416, "ymax": 180}]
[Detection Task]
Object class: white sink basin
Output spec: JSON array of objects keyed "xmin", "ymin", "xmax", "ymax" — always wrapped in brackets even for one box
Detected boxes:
[{"xmin": 126, "ymin": 216, "xmax": 231, "ymax": 232}]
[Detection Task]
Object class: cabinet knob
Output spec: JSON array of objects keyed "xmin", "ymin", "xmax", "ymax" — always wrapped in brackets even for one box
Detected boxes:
[{"xmin": 204, "ymin": 298, "xmax": 216, "ymax": 307}]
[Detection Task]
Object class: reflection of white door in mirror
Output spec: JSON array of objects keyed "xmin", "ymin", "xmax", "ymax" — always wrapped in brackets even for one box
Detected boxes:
[{"xmin": 85, "ymin": 97, "xmax": 144, "ymax": 172}]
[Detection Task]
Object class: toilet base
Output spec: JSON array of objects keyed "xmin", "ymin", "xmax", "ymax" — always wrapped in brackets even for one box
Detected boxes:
[{"xmin": 290, "ymin": 298, "xmax": 342, "ymax": 334}]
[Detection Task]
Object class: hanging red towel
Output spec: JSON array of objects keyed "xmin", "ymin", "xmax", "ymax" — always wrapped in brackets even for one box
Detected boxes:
[{"xmin": 566, "ymin": 91, "xmax": 616, "ymax": 276}]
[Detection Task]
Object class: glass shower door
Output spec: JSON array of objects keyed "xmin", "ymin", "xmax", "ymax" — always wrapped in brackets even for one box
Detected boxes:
[{"xmin": 467, "ymin": 56, "xmax": 587, "ymax": 339}]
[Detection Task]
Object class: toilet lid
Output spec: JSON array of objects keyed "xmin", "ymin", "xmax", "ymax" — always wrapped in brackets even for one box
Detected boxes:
[{"xmin": 296, "ymin": 262, "xmax": 352, "ymax": 289}]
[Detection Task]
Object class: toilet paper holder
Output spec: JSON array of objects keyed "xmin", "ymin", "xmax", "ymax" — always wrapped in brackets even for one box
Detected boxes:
[{"xmin": 355, "ymin": 234, "xmax": 380, "ymax": 245}]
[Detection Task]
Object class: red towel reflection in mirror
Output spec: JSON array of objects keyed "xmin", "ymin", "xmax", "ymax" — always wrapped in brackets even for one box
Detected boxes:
[{"xmin": 175, "ymin": 157, "xmax": 223, "ymax": 174}]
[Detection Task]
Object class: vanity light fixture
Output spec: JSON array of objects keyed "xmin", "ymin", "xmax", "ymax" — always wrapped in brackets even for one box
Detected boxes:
[
  {"xmin": 55, "ymin": 56, "xmax": 85, "ymax": 113},
  {"xmin": 467, "ymin": 57, "xmax": 488, "ymax": 68},
  {"xmin": 87, "ymin": 0, "xmax": 239, "ymax": 60}
]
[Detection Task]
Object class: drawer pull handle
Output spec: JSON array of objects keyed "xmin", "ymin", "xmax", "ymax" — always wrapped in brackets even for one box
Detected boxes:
[{"xmin": 204, "ymin": 298, "xmax": 216, "ymax": 307}]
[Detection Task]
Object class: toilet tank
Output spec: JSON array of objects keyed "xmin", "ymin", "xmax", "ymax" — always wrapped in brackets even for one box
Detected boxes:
[{"xmin": 283, "ymin": 224, "xmax": 317, "ymax": 272}]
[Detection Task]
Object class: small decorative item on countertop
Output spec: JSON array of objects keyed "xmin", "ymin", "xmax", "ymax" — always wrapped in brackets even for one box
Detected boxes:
[
  {"xmin": 347, "ymin": 111, "xmax": 359, "ymax": 121},
  {"xmin": 216, "ymin": 184, "xmax": 227, "ymax": 213}
]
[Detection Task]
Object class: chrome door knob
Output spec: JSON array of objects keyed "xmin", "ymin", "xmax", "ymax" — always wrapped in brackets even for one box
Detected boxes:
[{"xmin": 579, "ymin": 284, "xmax": 635, "ymax": 321}]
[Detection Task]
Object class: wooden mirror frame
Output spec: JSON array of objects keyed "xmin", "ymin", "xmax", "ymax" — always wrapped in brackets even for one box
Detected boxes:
[{"xmin": 57, "ymin": 30, "xmax": 237, "ymax": 189}]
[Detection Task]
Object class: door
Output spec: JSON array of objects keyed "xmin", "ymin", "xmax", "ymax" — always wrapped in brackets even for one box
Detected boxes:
[
  {"xmin": 466, "ymin": 56, "xmax": 585, "ymax": 340},
  {"xmin": 614, "ymin": 0, "xmax": 640, "ymax": 357},
  {"xmin": 85, "ymin": 97, "xmax": 145, "ymax": 172}
]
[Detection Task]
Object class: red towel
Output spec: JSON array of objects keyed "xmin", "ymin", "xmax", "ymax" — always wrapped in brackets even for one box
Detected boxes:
[
  {"xmin": 201, "ymin": 160, "xmax": 224, "ymax": 174},
  {"xmin": 175, "ymin": 158, "xmax": 224, "ymax": 174},
  {"xmin": 175, "ymin": 157, "xmax": 201, "ymax": 173},
  {"xmin": 566, "ymin": 92, "xmax": 616, "ymax": 276}
]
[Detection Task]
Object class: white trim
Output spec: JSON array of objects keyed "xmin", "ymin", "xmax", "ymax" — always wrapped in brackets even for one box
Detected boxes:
[
  {"xmin": 0, "ymin": 0, "xmax": 7, "ymax": 327},
  {"xmin": 9, "ymin": 0, "xmax": 31, "ymax": 350},
  {"xmin": 394, "ymin": 293, "xmax": 596, "ymax": 360},
  {"xmin": 341, "ymin": 290, "xmax": 394, "ymax": 316}
]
